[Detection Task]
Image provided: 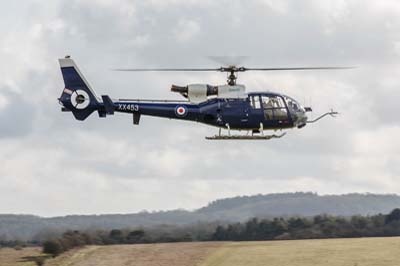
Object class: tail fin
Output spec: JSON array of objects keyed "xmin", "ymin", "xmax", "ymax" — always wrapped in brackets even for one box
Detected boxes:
[{"xmin": 58, "ymin": 56, "xmax": 100, "ymax": 120}]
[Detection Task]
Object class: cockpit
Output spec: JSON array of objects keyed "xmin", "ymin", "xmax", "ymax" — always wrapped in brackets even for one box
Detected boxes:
[{"xmin": 248, "ymin": 92, "xmax": 308, "ymax": 127}]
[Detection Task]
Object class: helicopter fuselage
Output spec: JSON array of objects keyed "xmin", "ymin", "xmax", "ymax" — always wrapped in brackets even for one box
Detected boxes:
[{"xmin": 113, "ymin": 92, "xmax": 308, "ymax": 131}]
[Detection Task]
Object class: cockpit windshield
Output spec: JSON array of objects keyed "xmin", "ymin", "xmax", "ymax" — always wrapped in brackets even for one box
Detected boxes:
[
  {"xmin": 249, "ymin": 93, "xmax": 306, "ymax": 122},
  {"xmin": 283, "ymin": 95, "xmax": 304, "ymax": 113}
]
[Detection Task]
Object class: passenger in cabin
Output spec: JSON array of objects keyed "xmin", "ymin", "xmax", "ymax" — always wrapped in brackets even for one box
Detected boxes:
[
  {"xmin": 263, "ymin": 96, "xmax": 288, "ymax": 120},
  {"xmin": 263, "ymin": 97, "xmax": 274, "ymax": 120}
]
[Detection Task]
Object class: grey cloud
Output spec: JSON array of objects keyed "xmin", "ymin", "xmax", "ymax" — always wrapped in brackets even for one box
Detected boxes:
[
  {"xmin": 0, "ymin": 0, "xmax": 400, "ymax": 216},
  {"xmin": 0, "ymin": 88, "xmax": 35, "ymax": 138}
]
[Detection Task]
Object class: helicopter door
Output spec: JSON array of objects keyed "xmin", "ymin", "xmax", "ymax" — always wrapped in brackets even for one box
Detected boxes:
[
  {"xmin": 223, "ymin": 98, "xmax": 248, "ymax": 128},
  {"xmin": 261, "ymin": 95, "xmax": 289, "ymax": 127},
  {"xmin": 249, "ymin": 95, "xmax": 264, "ymax": 127}
]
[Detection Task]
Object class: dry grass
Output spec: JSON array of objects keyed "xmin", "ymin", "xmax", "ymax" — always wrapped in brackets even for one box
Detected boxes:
[
  {"xmin": 45, "ymin": 242, "xmax": 223, "ymax": 266},
  {"xmin": 3, "ymin": 237, "xmax": 400, "ymax": 266},
  {"xmin": 200, "ymin": 237, "xmax": 400, "ymax": 266},
  {"xmin": 0, "ymin": 247, "xmax": 42, "ymax": 266}
]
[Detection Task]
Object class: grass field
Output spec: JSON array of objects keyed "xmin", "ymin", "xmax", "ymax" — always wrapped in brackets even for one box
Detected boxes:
[
  {"xmin": 200, "ymin": 237, "xmax": 400, "ymax": 266},
  {"xmin": 0, "ymin": 247, "xmax": 42, "ymax": 266},
  {"xmin": 2, "ymin": 237, "xmax": 400, "ymax": 266}
]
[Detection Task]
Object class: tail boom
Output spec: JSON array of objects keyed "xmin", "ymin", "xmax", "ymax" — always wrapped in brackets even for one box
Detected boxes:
[{"xmin": 58, "ymin": 57, "xmax": 201, "ymax": 124}]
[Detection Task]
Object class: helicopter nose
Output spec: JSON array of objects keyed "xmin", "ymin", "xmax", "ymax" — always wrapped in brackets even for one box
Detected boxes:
[{"xmin": 295, "ymin": 110, "xmax": 308, "ymax": 128}]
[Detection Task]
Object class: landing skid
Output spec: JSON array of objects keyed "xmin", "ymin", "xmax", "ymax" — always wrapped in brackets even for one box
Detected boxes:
[
  {"xmin": 206, "ymin": 123, "xmax": 286, "ymax": 140},
  {"xmin": 206, "ymin": 133, "xmax": 286, "ymax": 140}
]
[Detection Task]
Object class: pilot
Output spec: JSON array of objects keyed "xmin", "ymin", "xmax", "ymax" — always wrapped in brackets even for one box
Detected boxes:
[
  {"xmin": 273, "ymin": 98, "xmax": 287, "ymax": 119},
  {"xmin": 264, "ymin": 97, "xmax": 287, "ymax": 120},
  {"xmin": 263, "ymin": 98, "xmax": 273, "ymax": 108},
  {"xmin": 288, "ymin": 100, "xmax": 299, "ymax": 112},
  {"xmin": 263, "ymin": 98, "xmax": 274, "ymax": 119}
]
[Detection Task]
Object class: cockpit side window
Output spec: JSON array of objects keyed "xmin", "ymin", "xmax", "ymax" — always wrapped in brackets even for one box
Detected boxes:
[
  {"xmin": 261, "ymin": 96, "xmax": 271, "ymax": 108},
  {"xmin": 250, "ymin": 95, "xmax": 261, "ymax": 109},
  {"xmin": 261, "ymin": 96, "xmax": 273, "ymax": 119},
  {"xmin": 262, "ymin": 95, "xmax": 288, "ymax": 120}
]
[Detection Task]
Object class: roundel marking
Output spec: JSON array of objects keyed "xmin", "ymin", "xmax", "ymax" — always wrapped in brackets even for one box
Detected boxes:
[
  {"xmin": 71, "ymin": 90, "xmax": 90, "ymax": 110},
  {"xmin": 175, "ymin": 105, "xmax": 188, "ymax": 117}
]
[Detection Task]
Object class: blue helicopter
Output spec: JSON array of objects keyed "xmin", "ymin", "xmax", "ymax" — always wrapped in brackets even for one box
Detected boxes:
[{"xmin": 58, "ymin": 56, "xmax": 345, "ymax": 140}]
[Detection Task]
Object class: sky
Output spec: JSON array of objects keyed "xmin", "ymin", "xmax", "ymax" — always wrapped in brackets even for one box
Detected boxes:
[{"xmin": 0, "ymin": 0, "xmax": 400, "ymax": 217}]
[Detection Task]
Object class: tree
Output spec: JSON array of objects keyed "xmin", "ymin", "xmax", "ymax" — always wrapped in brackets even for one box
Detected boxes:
[
  {"xmin": 61, "ymin": 231, "xmax": 86, "ymax": 249},
  {"xmin": 385, "ymin": 209, "xmax": 400, "ymax": 224},
  {"xmin": 257, "ymin": 220, "xmax": 275, "ymax": 240},
  {"xmin": 213, "ymin": 225, "xmax": 227, "ymax": 241},
  {"xmin": 127, "ymin": 230, "xmax": 145, "ymax": 244},
  {"xmin": 43, "ymin": 240, "xmax": 63, "ymax": 257},
  {"xmin": 109, "ymin": 229, "xmax": 124, "ymax": 244},
  {"xmin": 270, "ymin": 218, "xmax": 288, "ymax": 238},
  {"xmin": 288, "ymin": 217, "xmax": 310, "ymax": 231},
  {"xmin": 244, "ymin": 218, "xmax": 259, "ymax": 240},
  {"xmin": 220, "ymin": 224, "xmax": 238, "ymax": 241}
]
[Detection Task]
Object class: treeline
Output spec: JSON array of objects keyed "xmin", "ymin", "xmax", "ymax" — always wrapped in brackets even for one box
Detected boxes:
[
  {"xmin": 3, "ymin": 193, "xmax": 400, "ymax": 241},
  {"xmin": 212, "ymin": 208, "xmax": 400, "ymax": 241},
  {"xmin": 42, "ymin": 223, "xmax": 217, "ymax": 257},
  {"xmin": 42, "ymin": 209, "xmax": 400, "ymax": 257},
  {"xmin": 42, "ymin": 229, "xmax": 195, "ymax": 257},
  {"xmin": 43, "ymin": 231, "xmax": 92, "ymax": 257}
]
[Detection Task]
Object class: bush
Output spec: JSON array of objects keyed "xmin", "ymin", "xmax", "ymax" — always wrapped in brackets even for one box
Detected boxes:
[
  {"xmin": 127, "ymin": 230, "xmax": 145, "ymax": 244},
  {"xmin": 34, "ymin": 256, "xmax": 46, "ymax": 266},
  {"xmin": 43, "ymin": 240, "xmax": 63, "ymax": 257}
]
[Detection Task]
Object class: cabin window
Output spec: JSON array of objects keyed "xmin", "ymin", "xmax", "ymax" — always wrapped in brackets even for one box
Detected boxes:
[
  {"xmin": 262, "ymin": 95, "xmax": 288, "ymax": 120},
  {"xmin": 250, "ymin": 95, "xmax": 261, "ymax": 109}
]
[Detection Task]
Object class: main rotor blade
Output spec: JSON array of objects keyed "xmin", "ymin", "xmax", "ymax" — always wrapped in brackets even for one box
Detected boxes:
[
  {"xmin": 243, "ymin": 67, "xmax": 355, "ymax": 71},
  {"xmin": 113, "ymin": 66, "xmax": 355, "ymax": 73},
  {"xmin": 113, "ymin": 68, "xmax": 221, "ymax": 72}
]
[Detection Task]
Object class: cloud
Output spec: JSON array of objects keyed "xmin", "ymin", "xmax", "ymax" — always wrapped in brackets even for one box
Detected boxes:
[
  {"xmin": 174, "ymin": 19, "xmax": 200, "ymax": 42},
  {"xmin": 0, "ymin": 94, "xmax": 8, "ymax": 110},
  {"xmin": 0, "ymin": 0, "xmax": 399, "ymax": 216},
  {"xmin": 0, "ymin": 88, "xmax": 35, "ymax": 138}
]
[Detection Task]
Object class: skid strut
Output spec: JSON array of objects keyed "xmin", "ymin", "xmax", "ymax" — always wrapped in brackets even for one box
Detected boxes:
[{"xmin": 206, "ymin": 132, "xmax": 286, "ymax": 140}]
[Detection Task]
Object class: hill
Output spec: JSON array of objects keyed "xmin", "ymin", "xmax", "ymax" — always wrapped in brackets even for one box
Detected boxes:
[
  {"xmin": 1, "ymin": 192, "xmax": 400, "ymax": 241},
  {"xmin": 197, "ymin": 192, "xmax": 400, "ymax": 220}
]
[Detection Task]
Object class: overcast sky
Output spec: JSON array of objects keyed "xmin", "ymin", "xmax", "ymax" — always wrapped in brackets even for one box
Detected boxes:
[{"xmin": 1, "ymin": 0, "xmax": 400, "ymax": 217}]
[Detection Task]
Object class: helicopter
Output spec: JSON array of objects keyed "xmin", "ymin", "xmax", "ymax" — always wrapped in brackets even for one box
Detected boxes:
[{"xmin": 58, "ymin": 56, "xmax": 348, "ymax": 140}]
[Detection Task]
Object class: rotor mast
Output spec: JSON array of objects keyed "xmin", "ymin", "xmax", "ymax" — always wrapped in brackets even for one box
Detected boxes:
[
  {"xmin": 220, "ymin": 66, "xmax": 246, "ymax": 86},
  {"xmin": 227, "ymin": 68, "xmax": 237, "ymax": 85}
]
